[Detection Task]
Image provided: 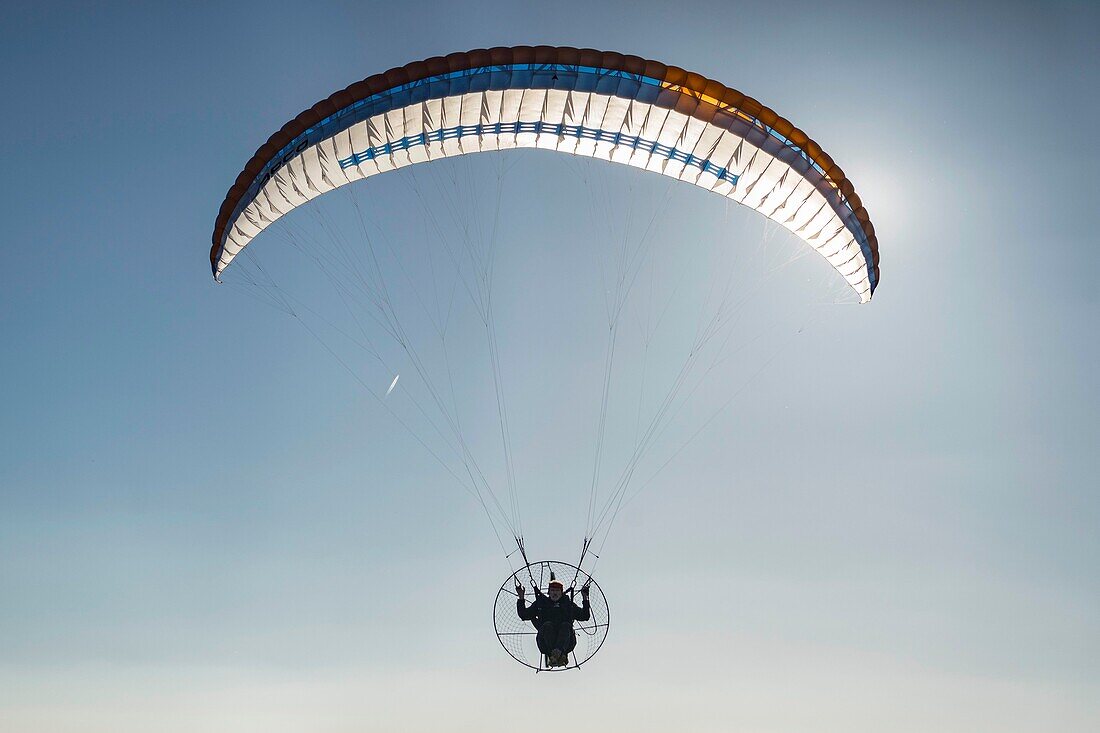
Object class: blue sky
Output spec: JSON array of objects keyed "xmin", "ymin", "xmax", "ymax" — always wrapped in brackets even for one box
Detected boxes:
[{"xmin": 1, "ymin": 1, "xmax": 1097, "ymax": 731}]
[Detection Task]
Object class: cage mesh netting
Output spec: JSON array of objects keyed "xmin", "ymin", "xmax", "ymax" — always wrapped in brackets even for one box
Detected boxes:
[{"xmin": 493, "ymin": 560, "xmax": 609, "ymax": 671}]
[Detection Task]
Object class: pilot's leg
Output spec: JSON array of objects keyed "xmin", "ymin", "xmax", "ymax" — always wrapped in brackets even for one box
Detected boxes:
[
  {"xmin": 536, "ymin": 622, "xmax": 556, "ymax": 656},
  {"xmin": 555, "ymin": 623, "xmax": 577, "ymax": 655}
]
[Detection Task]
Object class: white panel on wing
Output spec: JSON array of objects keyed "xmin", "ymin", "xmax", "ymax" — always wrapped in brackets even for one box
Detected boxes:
[
  {"xmin": 482, "ymin": 90, "xmax": 504, "ymax": 125},
  {"xmin": 458, "ymin": 93, "xmax": 481, "ymax": 155},
  {"xmin": 638, "ymin": 103, "xmax": 668, "ymax": 142},
  {"xmin": 300, "ymin": 144, "xmax": 336, "ymax": 196},
  {"xmin": 271, "ymin": 167, "xmax": 309, "ymax": 210},
  {"xmin": 440, "ymin": 96, "xmax": 464, "ymax": 156},
  {"xmin": 600, "ymin": 96, "xmax": 630, "ymax": 133},
  {"xmin": 773, "ymin": 179, "xmax": 817, "ymax": 229}
]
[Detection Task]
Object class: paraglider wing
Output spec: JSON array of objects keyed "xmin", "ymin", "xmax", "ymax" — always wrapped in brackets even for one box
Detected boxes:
[{"xmin": 211, "ymin": 46, "xmax": 879, "ymax": 301}]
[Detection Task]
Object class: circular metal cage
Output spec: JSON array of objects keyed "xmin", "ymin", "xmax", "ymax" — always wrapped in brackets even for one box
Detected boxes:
[{"xmin": 493, "ymin": 560, "xmax": 610, "ymax": 672}]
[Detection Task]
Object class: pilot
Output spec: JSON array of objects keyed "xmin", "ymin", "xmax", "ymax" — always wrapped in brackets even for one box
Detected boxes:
[{"xmin": 516, "ymin": 578, "xmax": 591, "ymax": 667}]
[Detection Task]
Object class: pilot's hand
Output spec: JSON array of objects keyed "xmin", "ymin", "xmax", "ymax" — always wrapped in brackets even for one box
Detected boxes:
[
  {"xmin": 515, "ymin": 583, "xmax": 525, "ymax": 597},
  {"xmin": 580, "ymin": 584, "xmax": 591, "ymax": 599}
]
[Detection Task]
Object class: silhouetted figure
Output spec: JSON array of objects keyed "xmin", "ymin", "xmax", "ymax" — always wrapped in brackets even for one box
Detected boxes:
[{"xmin": 516, "ymin": 578, "xmax": 591, "ymax": 667}]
